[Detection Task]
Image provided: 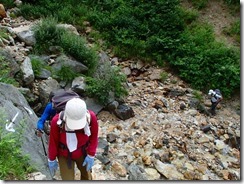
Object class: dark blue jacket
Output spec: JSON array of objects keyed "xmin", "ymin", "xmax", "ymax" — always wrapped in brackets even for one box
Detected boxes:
[{"xmin": 37, "ymin": 102, "xmax": 56, "ymax": 130}]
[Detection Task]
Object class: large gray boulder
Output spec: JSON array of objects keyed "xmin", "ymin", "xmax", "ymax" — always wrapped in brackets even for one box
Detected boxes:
[{"xmin": 0, "ymin": 83, "xmax": 52, "ymax": 180}]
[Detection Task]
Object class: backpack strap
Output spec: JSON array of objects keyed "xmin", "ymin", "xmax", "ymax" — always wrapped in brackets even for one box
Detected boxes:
[
  {"xmin": 86, "ymin": 110, "xmax": 91, "ymax": 125},
  {"xmin": 57, "ymin": 111, "xmax": 65, "ymax": 129}
]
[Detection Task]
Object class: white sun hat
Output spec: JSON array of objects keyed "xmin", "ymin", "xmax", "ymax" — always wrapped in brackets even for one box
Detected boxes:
[
  {"xmin": 64, "ymin": 98, "xmax": 87, "ymax": 130},
  {"xmin": 208, "ymin": 89, "xmax": 214, "ymax": 95}
]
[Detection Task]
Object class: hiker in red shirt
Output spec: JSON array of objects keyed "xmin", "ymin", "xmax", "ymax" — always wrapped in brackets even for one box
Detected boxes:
[{"xmin": 48, "ymin": 98, "xmax": 99, "ymax": 180}]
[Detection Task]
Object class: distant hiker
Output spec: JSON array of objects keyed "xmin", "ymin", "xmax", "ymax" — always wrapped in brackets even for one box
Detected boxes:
[
  {"xmin": 48, "ymin": 98, "xmax": 99, "ymax": 180},
  {"xmin": 36, "ymin": 91, "xmax": 56, "ymax": 137},
  {"xmin": 208, "ymin": 89, "xmax": 223, "ymax": 115}
]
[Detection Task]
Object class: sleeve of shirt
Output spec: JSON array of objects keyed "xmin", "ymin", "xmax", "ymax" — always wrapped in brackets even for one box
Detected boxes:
[
  {"xmin": 48, "ymin": 114, "xmax": 60, "ymax": 161},
  {"xmin": 86, "ymin": 110, "xmax": 99, "ymax": 156},
  {"xmin": 37, "ymin": 102, "xmax": 52, "ymax": 130}
]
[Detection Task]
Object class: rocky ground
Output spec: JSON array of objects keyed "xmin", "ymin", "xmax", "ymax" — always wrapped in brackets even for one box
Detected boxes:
[{"xmin": 47, "ymin": 63, "xmax": 240, "ymax": 181}]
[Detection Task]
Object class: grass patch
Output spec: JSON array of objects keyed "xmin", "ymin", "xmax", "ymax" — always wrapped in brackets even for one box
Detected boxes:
[{"xmin": 0, "ymin": 109, "xmax": 35, "ymax": 180}]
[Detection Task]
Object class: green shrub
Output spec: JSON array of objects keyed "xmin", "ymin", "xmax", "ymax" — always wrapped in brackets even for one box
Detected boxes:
[
  {"xmin": 0, "ymin": 29, "xmax": 9, "ymax": 40},
  {"xmin": 160, "ymin": 71, "xmax": 168, "ymax": 82},
  {"xmin": 54, "ymin": 65, "xmax": 79, "ymax": 83},
  {"xmin": 32, "ymin": 17, "xmax": 66, "ymax": 53},
  {"xmin": 59, "ymin": 31, "xmax": 98, "ymax": 75},
  {"xmin": 0, "ymin": 109, "xmax": 34, "ymax": 180},
  {"xmin": 223, "ymin": 19, "xmax": 240, "ymax": 44},
  {"xmin": 31, "ymin": 58, "xmax": 42, "ymax": 76},
  {"xmin": 85, "ymin": 63, "xmax": 128, "ymax": 105},
  {"xmin": 170, "ymin": 22, "xmax": 240, "ymax": 97},
  {"xmin": 32, "ymin": 17, "xmax": 98, "ymax": 75},
  {"xmin": 18, "ymin": 0, "xmax": 240, "ymax": 98},
  {"xmin": 190, "ymin": 0, "xmax": 209, "ymax": 10},
  {"xmin": 192, "ymin": 90, "xmax": 203, "ymax": 102},
  {"xmin": 19, "ymin": 3, "xmax": 47, "ymax": 20},
  {"xmin": 1, "ymin": 0, "xmax": 15, "ymax": 9},
  {"xmin": 179, "ymin": 7, "xmax": 199, "ymax": 25},
  {"xmin": 0, "ymin": 55, "xmax": 19, "ymax": 86}
]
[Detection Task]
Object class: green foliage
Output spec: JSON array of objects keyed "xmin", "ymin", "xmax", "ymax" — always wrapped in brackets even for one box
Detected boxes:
[
  {"xmin": 32, "ymin": 17, "xmax": 98, "ymax": 75},
  {"xmin": 54, "ymin": 65, "xmax": 79, "ymax": 82},
  {"xmin": 0, "ymin": 109, "xmax": 34, "ymax": 180},
  {"xmin": 85, "ymin": 63, "xmax": 128, "ymax": 105},
  {"xmin": 190, "ymin": 0, "xmax": 209, "ymax": 10},
  {"xmin": 223, "ymin": 19, "xmax": 240, "ymax": 44},
  {"xmin": 18, "ymin": 0, "xmax": 240, "ymax": 98},
  {"xmin": 160, "ymin": 71, "xmax": 168, "ymax": 82},
  {"xmin": 192, "ymin": 90, "xmax": 203, "ymax": 102},
  {"xmin": 1, "ymin": 0, "xmax": 15, "ymax": 9},
  {"xmin": 32, "ymin": 17, "xmax": 66, "ymax": 53},
  {"xmin": 85, "ymin": 0, "xmax": 184, "ymax": 62},
  {"xmin": 179, "ymin": 7, "xmax": 199, "ymax": 25},
  {"xmin": 170, "ymin": 22, "xmax": 240, "ymax": 97},
  {"xmin": 19, "ymin": 0, "xmax": 87, "ymax": 23},
  {"xmin": 31, "ymin": 58, "xmax": 42, "ymax": 76},
  {"xmin": 0, "ymin": 28, "xmax": 9, "ymax": 40},
  {"xmin": 18, "ymin": 3, "xmax": 46, "ymax": 20},
  {"xmin": 0, "ymin": 55, "xmax": 19, "ymax": 86},
  {"xmin": 59, "ymin": 31, "xmax": 98, "ymax": 75}
]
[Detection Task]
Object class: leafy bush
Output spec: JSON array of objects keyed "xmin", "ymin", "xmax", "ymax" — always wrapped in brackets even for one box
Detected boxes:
[
  {"xmin": 54, "ymin": 65, "xmax": 79, "ymax": 83},
  {"xmin": 160, "ymin": 71, "xmax": 168, "ymax": 82},
  {"xmin": 85, "ymin": 62, "xmax": 128, "ymax": 105},
  {"xmin": 190, "ymin": 0, "xmax": 209, "ymax": 10},
  {"xmin": 59, "ymin": 31, "xmax": 98, "ymax": 75},
  {"xmin": 0, "ymin": 55, "xmax": 19, "ymax": 86},
  {"xmin": 18, "ymin": 0, "xmax": 240, "ymax": 98},
  {"xmin": 31, "ymin": 58, "xmax": 43, "ymax": 76},
  {"xmin": 223, "ymin": 19, "xmax": 240, "ymax": 44},
  {"xmin": 32, "ymin": 17, "xmax": 98, "ymax": 75},
  {"xmin": 170, "ymin": 22, "xmax": 240, "ymax": 97},
  {"xmin": 1, "ymin": 0, "xmax": 15, "ymax": 9},
  {"xmin": 32, "ymin": 17, "xmax": 66, "ymax": 53},
  {"xmin": 0, "ymin": 109, "xmax": 34, "ymax": 180}
]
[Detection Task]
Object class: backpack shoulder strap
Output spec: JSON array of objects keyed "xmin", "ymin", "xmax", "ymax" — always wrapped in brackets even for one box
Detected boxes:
[
  {"xmin": 57, "ymin": 111, "xmax": 65, "ymax": 129},
  {"xmin": 86, "ymin": 110, "xmax": 91, "ymax": 125}
]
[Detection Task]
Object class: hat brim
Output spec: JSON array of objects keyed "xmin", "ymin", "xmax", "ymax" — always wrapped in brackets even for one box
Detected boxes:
[{"xmin": 65, "ymin": 115, "xmax": 87, "ymax": 130}]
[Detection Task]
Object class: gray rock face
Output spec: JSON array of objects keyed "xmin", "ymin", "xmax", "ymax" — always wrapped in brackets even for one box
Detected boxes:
[{"xmin": 0, "ymin": 83, "xmax": 52, "ymax": 180}]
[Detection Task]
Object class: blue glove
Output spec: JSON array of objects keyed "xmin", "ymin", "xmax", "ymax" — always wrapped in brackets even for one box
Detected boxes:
[
  {"xmin": 48, "ymin": 159, "xmax": 58, "ymax": 177},
  {"xmin": 37, "ymin": 121, "xmax": 44, "ymax": 130},
  {"xmin": 82, "ymin": 155, "xmax": 94, "ymax": 171}
]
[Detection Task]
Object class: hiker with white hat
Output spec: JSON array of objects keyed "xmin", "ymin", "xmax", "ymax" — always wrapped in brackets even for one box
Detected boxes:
[
  {"xmin": 48, "ymin": 98, "xmax": 99, "ymax": 180},
  {"xmin": 208, "ymin": 89, "xmax": 223, "ymax": 115}
]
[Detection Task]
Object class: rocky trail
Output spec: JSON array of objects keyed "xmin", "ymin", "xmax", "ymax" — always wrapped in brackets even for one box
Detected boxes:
[{"xmin": 49, "ymin": 64, "xmax": 240, "ymax": 180}]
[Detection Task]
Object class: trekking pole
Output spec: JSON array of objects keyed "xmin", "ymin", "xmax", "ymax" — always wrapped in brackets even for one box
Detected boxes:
[
  {"xmin": 35, "ymin": 130, "xmax": 56, "ymax": 180},
  {"xmin": 40, "ymin": 136, "xmax": 47, "ymax": 156}
]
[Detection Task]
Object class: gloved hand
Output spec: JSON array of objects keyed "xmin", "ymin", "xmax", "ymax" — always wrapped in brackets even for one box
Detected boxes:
[
  {"xmin": 48, "ymin": 159, "xmax": 58, "ymax": 177},
  {"xmin": 82, "ymin": 155, "xmax": 94, "ymax": 171},
  {"xmin": 37, "ymin": 121, "xmax": 44, "ymax": 130},
  {"xmin": 35, "ymin": 129, "xmax": 43, "ymax": 137}
]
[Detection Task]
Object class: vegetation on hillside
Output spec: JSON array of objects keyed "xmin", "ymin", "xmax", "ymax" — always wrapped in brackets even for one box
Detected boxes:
[{"xmin": 16, "ymin": 0, "xmax": 240, "ymax": 98}]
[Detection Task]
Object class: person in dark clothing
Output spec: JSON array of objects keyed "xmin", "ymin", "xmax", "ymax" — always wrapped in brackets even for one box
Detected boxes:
[{"xmin": 208, "ymin": 89, "xmax": 223, "ymax": 115}]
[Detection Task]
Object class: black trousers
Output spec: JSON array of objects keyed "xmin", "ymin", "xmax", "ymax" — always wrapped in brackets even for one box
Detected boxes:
[{"xmin": 211, "ymin": 101, "xmax": 219, "ymax": 114}]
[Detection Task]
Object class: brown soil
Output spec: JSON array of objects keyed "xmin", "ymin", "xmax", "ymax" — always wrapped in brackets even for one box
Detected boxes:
[{"xmin": 180, "ymin": 0, "xmax": 240, "ymax": 46}]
